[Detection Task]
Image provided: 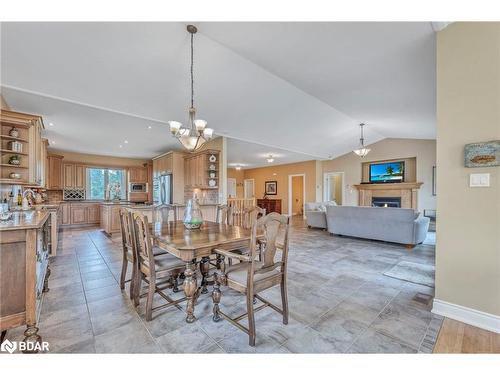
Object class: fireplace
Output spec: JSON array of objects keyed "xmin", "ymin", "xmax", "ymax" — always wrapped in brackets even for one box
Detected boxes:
[{"xmin": 372, "ymin": 197, "xmax": 401, "ymax": 208}]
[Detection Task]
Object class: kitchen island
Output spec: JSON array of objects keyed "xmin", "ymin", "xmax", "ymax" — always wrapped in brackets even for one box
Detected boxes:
[{"xmin": 0, "ymin": 209, "xmax": 51, "ymax": 353}]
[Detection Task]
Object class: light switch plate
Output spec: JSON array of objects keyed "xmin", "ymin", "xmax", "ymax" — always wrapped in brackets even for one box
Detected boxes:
[{"xmin": 469, "ymin": 173, "xmax": 490, "ymax": 187}]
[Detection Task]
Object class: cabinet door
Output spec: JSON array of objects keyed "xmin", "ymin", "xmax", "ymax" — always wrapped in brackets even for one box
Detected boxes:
[
  {"xmin": 111, "ymin": 207, "xmax": 121, "ymax": 232},
  {"xmin": 63, "ymin": 164, "xmax": 74, "ymax": 188},
  {"xmin": 71, "ymin": 205, "xmax": 88, "ymax": 224},
  {"xmin": 48, "ymin": 156, "xmax": 63, "ymax": 189},
  {"xmin": 75, "ymin": 165, "xmax": 85, "ymax": 188},
  {"xmin": 87, "ymin": 204, "xmax": 100, "ymax": 224},
  {"xmin": 61, "ymin": 203, "xmax": 71, "ymax": 225}
]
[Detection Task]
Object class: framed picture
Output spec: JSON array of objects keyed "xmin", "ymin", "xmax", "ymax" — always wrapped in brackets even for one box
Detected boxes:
[
  {"xmin": 464, "ymin": 140, "xmax": 500, "ymax": 167},
  {"xmin": 265, "ymin": 180, "xmax": 277, "ymax": 195}
]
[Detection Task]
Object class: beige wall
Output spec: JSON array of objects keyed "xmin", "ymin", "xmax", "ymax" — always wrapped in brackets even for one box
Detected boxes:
[
  {"xmin": 435, "ymin": 22, "xmax": 500, "ymax": 317},
  {"xmin": 51, "ymin": 149, "xmax": 148, "ymax": 168},
  {"xmin": 322, "ymin": 138, "xmax": 436, "ymax": 212},
  {"xmin": 227, "ymin": 168, "xmax": 245, "ymax": 198},
  {"xmin": 243, "ymin": 160, "xmax": 317, "ymax": 215}
]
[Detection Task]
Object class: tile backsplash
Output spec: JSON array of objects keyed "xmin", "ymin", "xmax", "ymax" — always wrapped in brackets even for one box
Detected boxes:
[{"xmin": 184, "ymin": 187, "xmax": 218, "ymax": 204}]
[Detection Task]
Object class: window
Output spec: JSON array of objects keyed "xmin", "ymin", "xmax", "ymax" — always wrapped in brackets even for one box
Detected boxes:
[{"xmin": 86, "ymin": 167, "xmax": 127, "ymax": 200}]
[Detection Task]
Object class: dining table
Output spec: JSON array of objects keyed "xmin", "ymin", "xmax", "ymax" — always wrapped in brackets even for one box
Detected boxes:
[{"xmin": 152, "ymin": 220, "xmax": 263, "ymax": 323}]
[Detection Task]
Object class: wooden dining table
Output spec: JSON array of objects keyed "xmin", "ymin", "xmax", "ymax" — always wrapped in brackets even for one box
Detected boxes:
[{"xmin": 152, "ymin": 220, "xmax": 263, "ymax": 323}]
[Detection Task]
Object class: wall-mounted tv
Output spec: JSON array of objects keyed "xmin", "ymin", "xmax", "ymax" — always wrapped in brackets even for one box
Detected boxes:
[{"xmin": 369, "ymin": 161, "xmax": 404, "ymax": 183}]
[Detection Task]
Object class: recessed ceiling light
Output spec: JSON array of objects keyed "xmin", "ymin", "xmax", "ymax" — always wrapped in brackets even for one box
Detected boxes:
[
  {"xmin": 267, "ymin": 154, "xmax": 274, "ymax": 163},
  {"xmin": 51, "ymin": 140, "xmax": 56, "ymax": 144},
  {"xmin": 235, "ymin": 165, "xmax": 241, "ymax": 171},
  {"xmin": 119, "ymin": 145, "xmax": 123, "ymax": 148},
  {"xmin": 124, "ymin": 140, "xmax": 129, "ymax": 144},
  {"xmin": 148, "ymin": 126, "xmax": 152, "ymax": 129},
  {"xmin": 49, "ymin": 122, "xmax": 54, "ymax": 127}
]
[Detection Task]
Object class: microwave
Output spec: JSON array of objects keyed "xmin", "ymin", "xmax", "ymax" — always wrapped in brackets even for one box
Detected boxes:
[{"xmin": 129, "ymin": 182, "xmax": 148, "ymax": 193}]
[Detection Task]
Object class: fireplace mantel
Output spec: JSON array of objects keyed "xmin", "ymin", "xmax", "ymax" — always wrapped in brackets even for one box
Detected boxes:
[{"xmin": 354, "ymin": 182, "xmax": 423, "ymax": 209}]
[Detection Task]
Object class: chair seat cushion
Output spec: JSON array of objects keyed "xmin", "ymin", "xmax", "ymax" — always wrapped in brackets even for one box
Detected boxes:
[
  {"xmin": 226, "ymin": 262, "xmax": 281, "ymax": 285},
  {"xmin": 154, "ymin": 252, "xmax": 185, "ymax": 271}
]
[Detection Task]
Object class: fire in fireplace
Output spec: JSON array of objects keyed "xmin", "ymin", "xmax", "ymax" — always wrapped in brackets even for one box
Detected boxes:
[{"xmin": 372, "ymin": 197, "xmax": 401, "ymax": 208}]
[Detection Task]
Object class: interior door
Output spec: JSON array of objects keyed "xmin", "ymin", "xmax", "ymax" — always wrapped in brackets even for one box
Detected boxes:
[
  {"xmin": 227, "ymin": 178, "xmax": 237, "ymax": 198},
  {"xmin": 244, "ymin": 179, "xmax": 254, "ymax": 199}
]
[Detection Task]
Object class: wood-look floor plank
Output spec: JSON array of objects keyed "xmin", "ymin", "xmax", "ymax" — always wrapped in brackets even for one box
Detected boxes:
[{"xmin": 434, "ymin": 318, "xmax": 500, "ymax": 353}]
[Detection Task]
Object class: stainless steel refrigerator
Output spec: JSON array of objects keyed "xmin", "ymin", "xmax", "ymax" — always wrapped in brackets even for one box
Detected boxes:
[{"xmin": 153, "ymin": 173, "xmax": 173, "ymax": 205}]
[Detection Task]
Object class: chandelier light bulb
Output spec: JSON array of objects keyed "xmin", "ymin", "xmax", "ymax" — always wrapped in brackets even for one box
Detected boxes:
[{"xmin": 194, "ymin": 119, "xmax": 207, "ymax": 132}]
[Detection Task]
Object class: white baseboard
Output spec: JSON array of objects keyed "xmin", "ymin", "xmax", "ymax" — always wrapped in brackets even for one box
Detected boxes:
[{"xmin": 432, "ymin": 299, "xmax": 500, "ymax": 334}]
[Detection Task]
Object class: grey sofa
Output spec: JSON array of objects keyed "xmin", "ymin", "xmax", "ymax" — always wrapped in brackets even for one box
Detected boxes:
[
  {"xmin": 326, "ymin": 206, "xmax": 430, "ymax": 247},
  {"xmin": 305, "ymin": 201, "xmax": 336, "ymax": 229}
]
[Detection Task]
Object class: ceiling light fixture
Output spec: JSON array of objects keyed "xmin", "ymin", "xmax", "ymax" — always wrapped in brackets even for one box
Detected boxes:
[
  {"xmin": 266, "ymin": 155, "xmax": 275, "ymax": 163},
  {"xmin": 119, "ymin": 145, "xmax": 122, "ymax": 148},
  {"xmin": 49, "ymin": 122, "xmax": 54, "ymax": 127},
  {"xmin": 148, "ymin": 126, "xmax": 152, "ymax": 129},
  {"xmin": 168, "ymin": 25, "xmax": 214, "ymax": 152},
  {"xmin": 124, "ymin": 140, "xmax": 129, "ymax": 144},
  {"xmin": 353, "ymin": 123, "xmax": 371, "ymax": 158},
  {"xmin": 235, "ymin": 165, "xmax": 242, "ymax": 171}
]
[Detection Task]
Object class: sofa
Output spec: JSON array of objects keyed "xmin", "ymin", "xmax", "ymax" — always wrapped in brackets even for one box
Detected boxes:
[
  {"xmin": 325, "ymin": 205, "xmax": 430, "ymax": 247},
  {"xmin": 305, "ymin": 201, "xmax": 336, "ymax": 229}
]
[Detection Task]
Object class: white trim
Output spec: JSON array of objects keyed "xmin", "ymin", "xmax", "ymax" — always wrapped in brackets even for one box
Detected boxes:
[
  {"xmin": 227, "ymin": 177, "xmax": 237, "ymax": 198},
  {"xmin": 323, "ymin": 171, "xmax": 345, "ymax": 205},
  {"xmin": 432, "ymin": 298, "xmax": 500, "ymax": 334},
  {"xmin": 288, "ymin": 174, "xmax": 306, "ymax": 218}
]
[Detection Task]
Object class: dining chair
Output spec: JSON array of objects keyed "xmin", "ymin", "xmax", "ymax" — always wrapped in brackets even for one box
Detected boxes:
[
  {"xmin": 118, "ymin": 208, "xmax": 136, "ymax": 297},
  {"xmin": 216, "ymin": 204, "xmax": 233, "ymax": 225},
  {"xmin": 211, "ymin": 212, "xmax": 290, "ymax": 346},
  {"xmin": 130, "ymin": 211, "xmax": 187, "ymax": 321},
  {"xmin": 153, "ymin": 204, "xmax": 177, "ymax": 225}
]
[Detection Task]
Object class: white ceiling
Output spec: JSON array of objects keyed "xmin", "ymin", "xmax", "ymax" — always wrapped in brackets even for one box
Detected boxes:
[{"xmin": 0, "ymin": 22, "xmax": 436, "ymax": 164}]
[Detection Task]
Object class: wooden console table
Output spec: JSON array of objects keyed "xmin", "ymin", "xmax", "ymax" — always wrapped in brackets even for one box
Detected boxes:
[{"xmin": 256, "ymin": 198, "xmax": 282, "ymax": 214}]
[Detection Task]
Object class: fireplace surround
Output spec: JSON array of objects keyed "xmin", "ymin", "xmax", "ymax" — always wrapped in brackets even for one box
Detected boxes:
[
  {"xmin": 372, "ymin": 197, "xmax": 401, "ymax": 208},
  {"xmin": 354, "ymin": 182, "xmax": 423, "ymax": 209}
]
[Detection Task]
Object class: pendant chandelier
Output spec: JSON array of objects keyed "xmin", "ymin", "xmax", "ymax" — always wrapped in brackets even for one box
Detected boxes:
[
  {"xmin": 168, "ymin": 25, "xmax": 213, "ymax": 152},
  {"xmin": 353, "ymin": 123, "xmax": 371, "ymax": 158}
]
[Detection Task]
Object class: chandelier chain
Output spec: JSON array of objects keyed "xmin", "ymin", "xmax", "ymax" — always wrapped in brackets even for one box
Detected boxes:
[{"xmin": 190, "ymin": 32, "xmax": 194, "ymax": 109}]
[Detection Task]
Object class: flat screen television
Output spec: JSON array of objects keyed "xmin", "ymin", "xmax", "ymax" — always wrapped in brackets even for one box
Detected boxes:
[{"xmin": 369, "ymin": 161, "xmax": 404, "ymax": 183}]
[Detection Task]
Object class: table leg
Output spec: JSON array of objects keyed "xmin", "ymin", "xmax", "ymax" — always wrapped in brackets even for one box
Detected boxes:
[
  {"xmin": 183, "ymin": 261, "xmax": 197, "ymax": 323},
  {"xmin": 200, "ymin": 256, "xmax": 210, "ymax": 294}
]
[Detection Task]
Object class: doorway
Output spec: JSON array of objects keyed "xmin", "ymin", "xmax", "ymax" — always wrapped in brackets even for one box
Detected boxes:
[
  {"xmin": 323, "ymin": 172, "xmax": 344, "ymax": 204},
  {"xmin": 288, "ymin": 174, "xmax": 305, "ymax": 217},
  {"xmin": 244, "ymin": 179, "xmax": 255, "ymax": 199},
  {"xmin": 227, "ymin": 178, "xmax": 237, "ymax": 198}
]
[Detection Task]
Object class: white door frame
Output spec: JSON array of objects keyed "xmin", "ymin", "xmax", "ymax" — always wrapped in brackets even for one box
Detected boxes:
[
  {"xmin": 288, "ymin": 174, "xmax": 306, "ymax": 218},
  {"xmin": 243, "ymin": 178, "xmax": 255, "ymax": 199},
  {"xmin": 323, "ymin": 171, "xmax": 345, "ymax": 204}
]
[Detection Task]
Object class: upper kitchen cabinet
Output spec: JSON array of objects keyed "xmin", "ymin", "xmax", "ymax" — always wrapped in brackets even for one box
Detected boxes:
[
  {"xmin": 153, "ymin": 152, "xmax": 173, "ymax": 178},
  {"xmin": 128, "ymin": 166, "xmax": 148, "ymax": 182},
  {"xmin": 63, "ymin": 163, "xmax": 86, "ymax": 189},
  {"xmin": 47, "ymin": 154, "xmax": 64, "ymax": 190},
  {"xmin": 152, "ymin": 151, "xmax": 185, "ymax": 203},
  {"xmin": 0, "ymin": 109, "xmax": 45, "ymax": 186},
  {"xmin": 184, "ymin": 150, "xmax": 219, "ymax": 189}
]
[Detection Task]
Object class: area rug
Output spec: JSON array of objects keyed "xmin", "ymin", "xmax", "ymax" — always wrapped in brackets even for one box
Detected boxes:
[{"xmin": 384, "ymin": 261, "xmax": 435, "ymax": 287}]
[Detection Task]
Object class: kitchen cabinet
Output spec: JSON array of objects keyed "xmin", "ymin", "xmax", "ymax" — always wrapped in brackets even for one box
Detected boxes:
[
  {"xmin": 153, "ymin": 153, "xmax": 173, "ymax": 178},
  {"xmin": 71, "ymin": 204, "xmax": 88, "ymax": 225},
  {"xmin": 129, "ymin": 166, "xmax": 148, "ymax": 182},
  {"xmin": 87, "ymin": 204, "xmax": 100, "ymax": 224},
  {"xmin": 60, "ymin": 203, "xmax": 70, "ymax": 225},
  {"xmin": 40, "ymin": 139, "xmax": 48, "ymax": 188},
  {"xmin": 63, "ymin": 163, "xmax": 86, "ymax": 189},
  {"xmin": 184, "ymin": 150, "xmax": 219, "ymax": 189},
  {"xmin": 152, "ymin": 151, "xmax": 185, "ymax": 204},
  {"xmin": 100, "ymin": 204, "xmax": 123, "ymax": 235},
  {"xmin": 47, "ymin": 154, "xmax": 64, "ymax": 189}
]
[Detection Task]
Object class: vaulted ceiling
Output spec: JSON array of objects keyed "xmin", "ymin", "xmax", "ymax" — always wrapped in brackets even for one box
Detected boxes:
[{"xmin": 0, "ymin": 22, "xmax": 436, "ymax": 165}]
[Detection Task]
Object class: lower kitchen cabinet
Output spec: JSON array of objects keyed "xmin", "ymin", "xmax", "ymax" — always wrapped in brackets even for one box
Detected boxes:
[
  {"xmin": 100, "ymin": 204, "xmax": 123, "ymax": 235},
  {"xmin": 60, "ymin": 202, "xmax": 101, "ymax": 227}
]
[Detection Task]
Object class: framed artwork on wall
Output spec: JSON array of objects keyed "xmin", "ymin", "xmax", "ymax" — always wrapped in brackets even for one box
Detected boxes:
[
  {"xmin": 265, "ymin": 180, "xmax": 277, "ymax": 195},
  {"xmin": 464, "ymin": 140, "xmax": 500, "ymax": 167}
]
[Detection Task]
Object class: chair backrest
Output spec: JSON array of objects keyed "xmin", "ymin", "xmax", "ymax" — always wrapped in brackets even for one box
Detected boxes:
[
  {"xmin": 251, "ymin": 212, "xmax": 290, "ymax": 270},
  {"xmin": 216, "ymin": 204, "xmax": 234, "ymax": 225},
  {"xmin": 119, "ymin": 207, "xmax": 134, "ymax": 256},
  {"xmin": 131, "ymin": 211, "xmax": 155, "ymax": 277},
  {"xmin": 153, "ymin": 204, "xmax": 177, "ymax": 225},
  {"xmin": 242, "ymin": 206, "xmax": 266, "ymax": 229}
]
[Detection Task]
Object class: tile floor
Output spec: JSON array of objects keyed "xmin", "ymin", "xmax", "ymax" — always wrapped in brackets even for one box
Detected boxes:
[{"xmin": 5, "ymin": 217, "xmax": 442, "ymax": 353}]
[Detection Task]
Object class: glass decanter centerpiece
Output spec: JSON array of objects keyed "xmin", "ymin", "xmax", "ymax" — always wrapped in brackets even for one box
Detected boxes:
[{"xmin": 183, "ymin": 198, "xmax": 203, "ymax": 229}]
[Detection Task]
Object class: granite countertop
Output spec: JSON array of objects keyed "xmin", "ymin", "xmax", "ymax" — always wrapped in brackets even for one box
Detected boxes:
[{"xmin": 0, "ymin": 210, "xmax": 50, "ymax": 231}]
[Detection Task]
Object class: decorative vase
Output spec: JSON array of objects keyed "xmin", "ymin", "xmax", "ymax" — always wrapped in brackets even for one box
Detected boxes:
[
  {"xmin": 183, "ymin": 198, "xmax": 203, "ymax": 229},
  {"xmin": 9, "ymin": 127, "xmax": 19, "ymax": 138}
]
